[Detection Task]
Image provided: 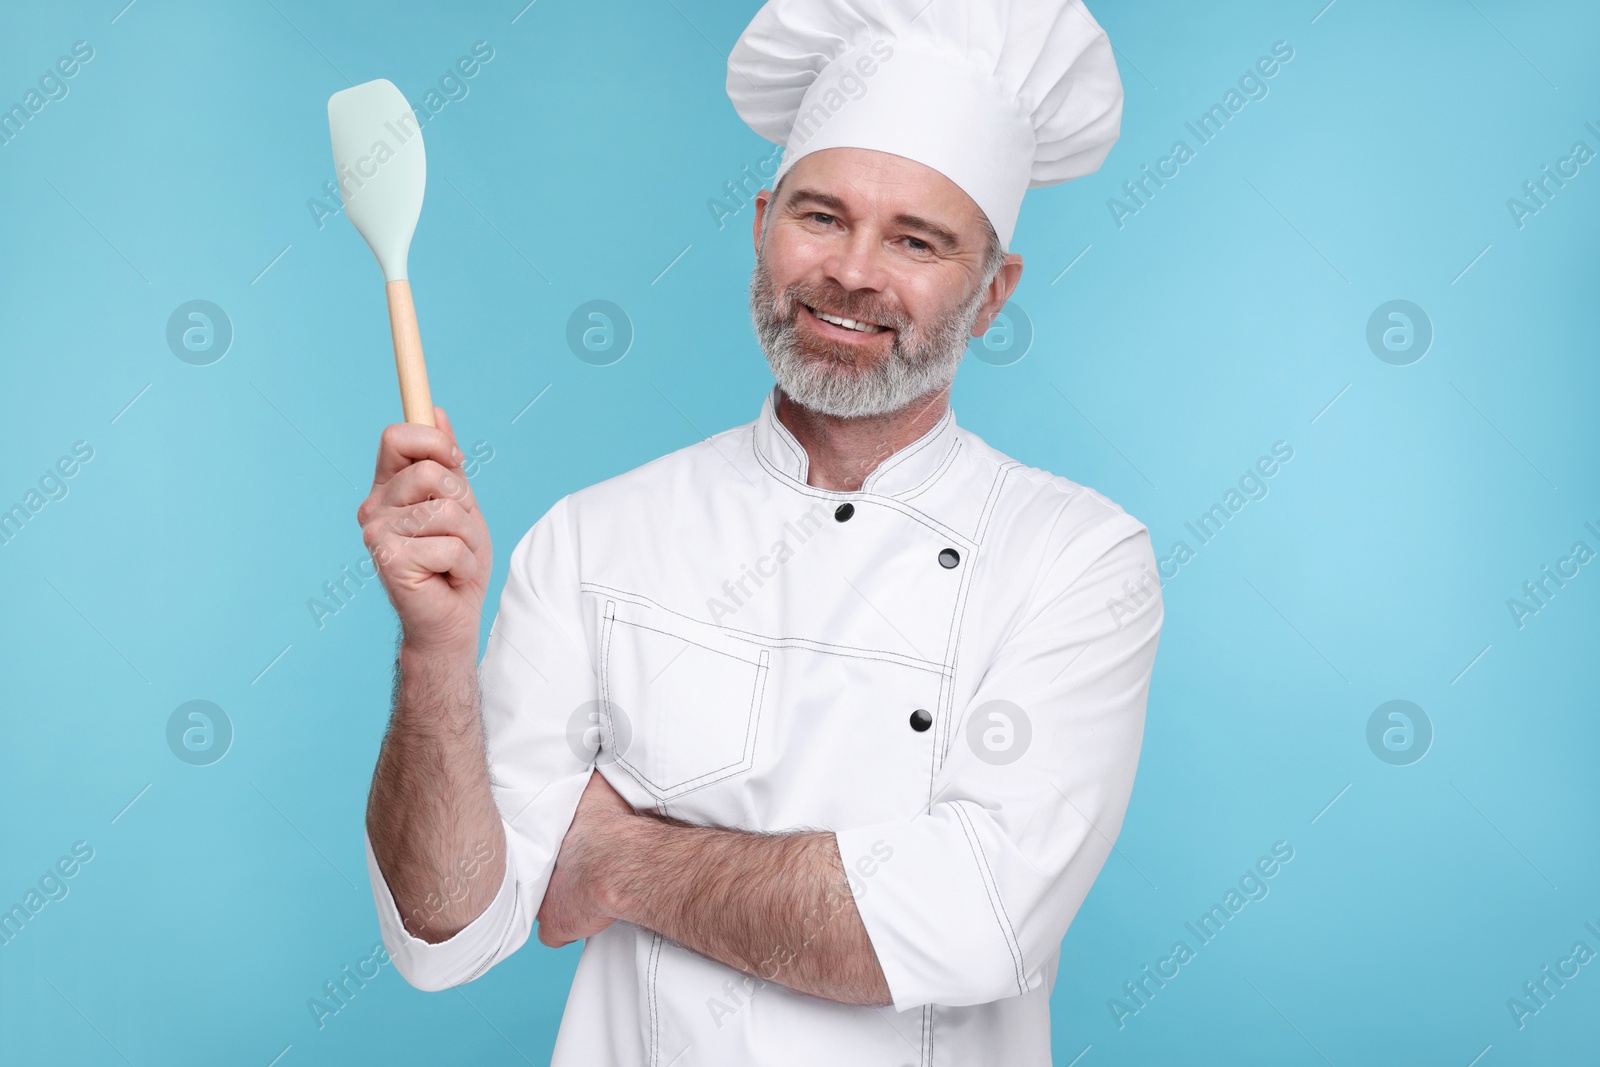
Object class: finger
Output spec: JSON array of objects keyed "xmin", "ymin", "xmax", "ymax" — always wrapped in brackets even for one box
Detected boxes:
[
  {"xmin": 373, "ymin": 421, "xmax": 466, "ymax": 487},
  {"xmin": 361, "ymin": 460, "xmax": 455, "ymax": 525},
  {"xmin": 376, "ymin": 459, "xmax": 477, "ymax": 514},
  {"xmin": 372, "ymin": 534, "xmax": 481, "ymax": 587},
  {"xmin": 434, "ymin": 406, "xmax": 459, "ymax": 448},
  {"xmin": 382, "ymin": 499, "xmax": 488, "ymax": 557},
  {"xmin": 409, "ymin": 535, "xmax": 480, "ymax": 585}
]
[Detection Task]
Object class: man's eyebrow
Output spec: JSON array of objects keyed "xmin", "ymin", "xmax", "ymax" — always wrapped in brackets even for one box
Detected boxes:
[
  {"xmin": 784, "ymin": 188, "xmax": 963, "ymax": 251},
  {"xmin": 784, "ymin": 188, "xmax": 851, "ymax": 216},
  {"xmin": 889, "ymin": 212, "xmax": 960, "ymax": 251}
]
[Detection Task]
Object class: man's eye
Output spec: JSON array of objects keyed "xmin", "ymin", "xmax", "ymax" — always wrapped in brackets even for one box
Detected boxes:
[
  {"xmin": 808, "ymin": 212, "xmax": 835, "ymax": 225},
  {"xmin": 903, "ymin": 236, "xmax": 931, "ymax": 252}
]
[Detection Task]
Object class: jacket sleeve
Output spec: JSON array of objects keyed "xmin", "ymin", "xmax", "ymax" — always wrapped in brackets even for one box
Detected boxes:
[
  {"xmin": 832, "ymin": 510, "xmax": 1162, "ymax": 1011},
  {"xmin": 365, "ymin": 494, "xmax": 599, "ymax": 992}
]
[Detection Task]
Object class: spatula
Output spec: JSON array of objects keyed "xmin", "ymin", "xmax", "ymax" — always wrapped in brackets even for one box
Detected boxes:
[{"xmin": 328, "ymin": 78, "xmax": 435, "ymax": 427}]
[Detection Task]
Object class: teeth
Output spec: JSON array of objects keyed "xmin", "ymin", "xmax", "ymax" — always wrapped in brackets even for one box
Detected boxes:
[{"xmin": 812, "ymin": 306, "xmax": 887, "ymax": 333}]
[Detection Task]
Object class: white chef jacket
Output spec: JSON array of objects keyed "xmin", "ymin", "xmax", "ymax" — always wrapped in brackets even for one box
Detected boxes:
[{"xmin": 365, "ymin": 385, "xmax": 1162, "ymax": 1066}]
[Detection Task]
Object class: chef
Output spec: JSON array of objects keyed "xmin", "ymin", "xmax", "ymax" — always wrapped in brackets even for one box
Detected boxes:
[{"xmin": 356, "ymin": 0, "xmax": 1158, "ymax": 1063}]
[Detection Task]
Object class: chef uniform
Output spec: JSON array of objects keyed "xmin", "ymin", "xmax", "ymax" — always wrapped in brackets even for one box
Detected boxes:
[{"xmin": 365, "ymin": 1, "xmax": 1156, "ymax": 1064}]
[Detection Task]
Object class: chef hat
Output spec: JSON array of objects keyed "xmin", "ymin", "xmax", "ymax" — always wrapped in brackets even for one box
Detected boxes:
[{"xmin": 726, "ymin": 0, "xmax": 1123, "ymax": 251}]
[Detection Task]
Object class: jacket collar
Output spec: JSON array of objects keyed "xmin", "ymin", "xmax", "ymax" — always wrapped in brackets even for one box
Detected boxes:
[{"xmin": 752, "ymin": 385, "xmax": 961, "ymax": 498}]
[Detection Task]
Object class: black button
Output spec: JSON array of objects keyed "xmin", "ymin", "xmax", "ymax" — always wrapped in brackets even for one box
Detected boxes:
[
  {"xmin": 938, "ymin": 548, "xmax": 960, "ymax": 569},
  {"xmin": 909, "ymin": 709, "xmax": 932, "ymax": 732},
  {"xmin": 835, "ymin": 502, "xmax": 855, "ymax": 522}
]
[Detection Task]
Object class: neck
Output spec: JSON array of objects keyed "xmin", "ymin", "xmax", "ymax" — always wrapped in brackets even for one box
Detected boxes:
[{"xmin": 775, "ymin": 387, "xmax": 950, "ymax": 492}]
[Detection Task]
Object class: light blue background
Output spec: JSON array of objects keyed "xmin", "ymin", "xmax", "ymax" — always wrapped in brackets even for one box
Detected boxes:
[{"xmin": 2, "ymin": 1, "xmax": 1596, "ymax": 1064}]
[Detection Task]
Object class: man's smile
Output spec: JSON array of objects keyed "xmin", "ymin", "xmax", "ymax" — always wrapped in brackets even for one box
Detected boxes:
[{"xmin": 801, "ymin": 303, "xmax": 894, "ymax": 339}]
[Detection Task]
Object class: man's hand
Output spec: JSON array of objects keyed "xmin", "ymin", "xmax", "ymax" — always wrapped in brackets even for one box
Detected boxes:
[
  {"xmin": 537, "ymin": 771, "xmax": 638, "ymax": 947},
  {"xmin": 356, "ymin": 406, "xmax": 491, "ymax": 656},
  {"xmin": 361, "ymin": 406, "xmax": 508, "ymax": 948}
]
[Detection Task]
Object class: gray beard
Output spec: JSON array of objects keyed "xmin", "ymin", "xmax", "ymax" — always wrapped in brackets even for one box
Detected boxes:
[{"xmin": 748, "ymin": 252, "xmax": 986, "ymax": 419}]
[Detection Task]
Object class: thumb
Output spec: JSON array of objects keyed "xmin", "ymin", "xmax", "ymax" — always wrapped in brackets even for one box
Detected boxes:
[{"xmin": 434, "ymin": 405, "xmax": 459, "ymax": 447}]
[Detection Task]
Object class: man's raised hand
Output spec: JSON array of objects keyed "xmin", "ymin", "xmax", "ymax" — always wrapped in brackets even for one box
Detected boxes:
[{"xmin": 356, "ymin": 406, "xmax": 492, "ymax": 657}]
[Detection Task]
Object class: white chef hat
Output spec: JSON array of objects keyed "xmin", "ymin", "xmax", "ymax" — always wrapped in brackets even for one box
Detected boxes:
[{"xmin": 726, "ymin": 0, "xmax": 1123, "ymax": 251}]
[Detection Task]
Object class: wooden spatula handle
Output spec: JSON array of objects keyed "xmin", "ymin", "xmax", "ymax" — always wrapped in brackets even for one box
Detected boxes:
[{"xmin": 385, "ymin": 279, "xmax": 435, "ymax": 427}]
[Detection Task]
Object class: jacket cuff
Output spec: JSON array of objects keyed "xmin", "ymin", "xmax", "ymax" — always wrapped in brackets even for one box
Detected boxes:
[
  {"xmin": 364, "ymin": 828, "xmax": 519, "ymax": 992},
  {"xmin": 834, "ymin": 805, "xmax": 1029, "ymax": 1012}
]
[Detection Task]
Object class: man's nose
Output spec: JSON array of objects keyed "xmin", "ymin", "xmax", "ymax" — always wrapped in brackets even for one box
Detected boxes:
[{"xmin": 821, "ymin": 228, "xmax": 891, "ymax": 295}]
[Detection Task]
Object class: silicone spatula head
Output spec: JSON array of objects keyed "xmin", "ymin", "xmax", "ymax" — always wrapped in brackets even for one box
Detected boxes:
[{"xmin": 328, "ymin": 79, "xmax": 425, "ymax": 282}]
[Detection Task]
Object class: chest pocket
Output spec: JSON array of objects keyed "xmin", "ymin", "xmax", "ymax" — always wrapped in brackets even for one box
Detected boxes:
[{"xmin": 599, "ymin": 597, "xmax": 771, "ymax": 803}]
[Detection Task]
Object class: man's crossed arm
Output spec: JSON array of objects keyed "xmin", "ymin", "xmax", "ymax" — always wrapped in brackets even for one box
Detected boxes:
[{"xmin": 535, "ymin": 772, "xmax": 893, "ymax": 1007}]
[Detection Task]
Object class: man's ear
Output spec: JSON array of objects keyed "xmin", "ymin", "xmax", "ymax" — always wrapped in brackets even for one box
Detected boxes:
[
  {"xmin": 752, "ymin": 189, "xmax": 774, "ymax": 255},
  {"xmin": 972, "ymin": 255, "xmax": 1023, "ymax": 336}
]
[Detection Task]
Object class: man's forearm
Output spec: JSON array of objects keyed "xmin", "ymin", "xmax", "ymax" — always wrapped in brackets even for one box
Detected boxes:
[
  {"xmin": 366, "ymin": 641, "xmax": 507, "ymax": 944},
  {"xmin": 600, "ymin": 814, "xmax": 891, "ymax": 1006}
]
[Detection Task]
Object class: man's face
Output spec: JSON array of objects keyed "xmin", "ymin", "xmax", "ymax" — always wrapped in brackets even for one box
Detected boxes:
[{"xmin": 749, "ymin": 148, "xmax": 1019, "ymax": 419}]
